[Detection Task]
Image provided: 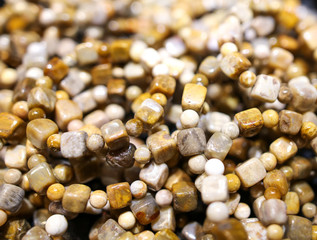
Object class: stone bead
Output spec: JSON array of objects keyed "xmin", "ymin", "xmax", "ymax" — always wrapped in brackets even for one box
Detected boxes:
[
  {"xmin": 26, "ymin": 119, "xmax": 58, "ymax": 149},
  {"xmin": 263, "ymin": 169, "xmax": 288, "ymax": 196},
  {"xmin": 234, "ymin": 108, "xmax": 264, "ymax": 137},
  {"xmin": 47, "ymin": 183, "xmax": 65, "ymax": 202},
  {"xmin": 53, "ymin": 164, "xmax": 73, "ymax": 184},
  {"xmin": 106, "ymin": 143, "xmax": 136, "ymax": 168},
  {"xmin": 0, "ymin": 112, "xmax": 26, "ymax": 144},
  {"xmin": 181, "ymin": 222, "xmax": 203, "ymax": 240},
  {"xmin": 155, "ymin": 229, "xmax": 179, "ymax": 240},
  {"xmin": 235, "ymin": 158, "xmax": 266, "ymax": 188},
  {"xmin": 220, "ymin": 52, "xmax": 251, "ymax": 80},
  {"xmin": 146, "ymin": 131, "xmax": 177, "ymax": 164},
  {"xmin": 260, "ymin": 199, "xmax": 287, "ymax": 225},
  {"xmin": 61, "ymin": 131, "xmax": 88, "ymax": 159},
  {"xmin": 269, "ymin": 47, "xmax": 294, "ymax": 70},
  {"xmin": 0, "ymin": 219, "xmax": 31, "ymax": 240},
  {"xmin": 28, "ymin": 107, "xmax": 46, "ymax": 121},
  {"xmin": 73, "ymin": 90, "xmax": 97, "ymax": 114},
  {"xmin": 289, "ymin": 156, "xmax": 312, "ymax": 180},
  {"xmin": 55, "ymin": 90, "xmax": 69, "ymax": 101},
  {"xmin": 134, "ymin": 146, "xmax": 151, "ymax": 165},
  {"xmin": 97, "ymin": 219, "xmax": 126, "ymax": 240},
  {"xmin": 44, "ymin": 57, "xmax": 68, "ymax": 84},
  {"xmin": 251, "ymin": 74, "xmax": 281, "ymax": 103},
  {"xmin": 0, "ymin": 183, "xmax": 24, "ymax": 212},
  {"xmin": 172, "ymin": 181, "xmax": 197, "ymax": 212},
  {"xmin": 135, "ymin": 98, "xmax": 164, "ymax": 130},
  {"xmin": 117, "ymin": 211, "xmax": 136, "ymax": 230},
  {"xmin": 198, "ymin": 56, "xmax": 221, "ymax": 79},
  {"xmin": 226, "ymin": 174, "xmax": 241, "ymax": 193},
  {"xmin": 89, "ymin": 190, "xmax": 107, "ymax": 209},
  {"xmin": 302, "ymin": 202, "xmax": 316, "ymax": 218},
  {"xmin": 48, "ymin": 201, "xmax": 77, "ymax": 220},
  {"xmin": 205, "ymin": 112, "xmax": 231, "ymax": 134},
  {"xmin": 209, "ymin": 218, "xmax": 248, "ymax": 240},
  {"xmin": 205, "ymin": 132, "xmax": 232, "ymax": 160},
  {"xmin": 266, "ymin": 224, "xmax": 284, "ymax": 240},
  {"xmin": 4, "ymin": 168, "xmax": 22, "ymax": 185},
  {"xmin": 286, "ymin": 215, "xmax": 312, "ymax": 240},
  {"xmin": 55, "ymin": 99, "xmax": 82, "ymax": 130},
  {"xmin": 259, "ymin": 152, "xmax": 277, "ymax": 171},
  {"xmin": 101, "ymin": 119, "xmax": 129, "ymax": 151},
  {"xmin": 177, "ymin": 128, "xmax": 206, "ymax": 157},
  {"xmin": 182, "ymin": 83, "xmax": 207, "ymax": 112},
  {"xmin": 110, "ymin": 39, "xmax": 132, "ymax": 63},
  {"xmin": 130, "ymin": 193, "xmax": 160, "ymax": 225},
  {"xmin": 135, "ymin": 230, "xmax": 154, "ymax": 240},
  {"xmin": 262, "ymin": 110, "xmax": 279, "ymax": 129},
  {"xmin": 283, "ymin": 191, "xmax": 300, "ymax": 215},
  {"xmin": 13, "ymin": 78, "xmax": 36, "ymax": 102},
  {"xmin": 117, "ymin": 232, "xmax": 135, "ymax": 240},
  {"xmin": 76, "ymin": 42, "xmax": 98, "ymax": 65},
  {"xmin": 91, "ymin": 64, "xmax": 112, "ymax": 85},
  {"xmin": 278, "ymin": 110, "xmax": 303, "ymax": 135},
  {"xmin": 201, "ymin": 175, "xmax": 228, "ymax": 204},
  {"xmin": 0, "ymin": 90, "xmax": 13, "ymax": 113},
  {"xmin": 60, "ymin": 72, "xmax": 85, "ymax": 97},
  {"xmin": 27, "ymin": 154, "xmax": 45, "ymax": 170},
  {"xmin": 27, "ymin": 162, "xmax": 56, "ymax": 193},
  {"xmin": 27, "ymin": 87, "xmax": 56, "ymax": 113},
  {"xmin": 152, "ymin": 206, "xmax": 176, "ymax": 232},
  {"xmin": 188, "ymin": 155, "xmax": 207, "ymax": 175},
  {"xmin": 84, "ymin": 111, "xmax": 109, "ymax": 129},
  {"xmin": 5, "ymin": 145, "xmax": 27, "ymax": 170},
  {"xmin": 207, "ymin": 202, "xmax": 229, "ymax": 222},
  {"xmin": 278, "ymin": 84, "xmax": 293, "ymax": 104},
  {"xmin": 180, "ymin": 110, "xmax": 200, "ymax": 129},
  {"xmin": 149, "ymin": 75, "xmax": 176, "ymax": 98},
  {"xmin": 269, "ymin": 137, "xmax": 297, "ymax": 164},
  {"xmin": 62, "ymin": 184, "xmax": 91, "ymax": 213},
  {"xmin": 22, "ymin": 226, "xmax": 51, "ymax": 240},
  {"xmin": 12, "ymin": 101, "xmax": 29, "ymax": 120},
  {"xmin": 139, "ymin": 161, "xmax": 169, "ymax": 191},
  {"xmin": 45, "ymin": 214, "xmax": 68, "ymax": 237},
  {"xmin": 289, "ymin": 76, "xmax": 317, "ymax": 112},
  {"xmin": 301, "ymin": 121, "xmax": 317, "ymax": 140},
  {"xmin": 165, "ymin": 168, "xmax": 191, "ymax": 191},
  {"xmin": 291, "ymin": 181, "xmax": 315, "ymax": 205},
  {"xmin": 239, "ymin": 70, "xmax": 256, "ymax": 88},
  {"xmin": 264, "ymin": 187, "xmax": 281, "ymax": 200},
  {"xmin": 107, "ymin": 78, "xmax": 126, "ymax": 98},
  {"xmin": 86, "ymin": 134, "xmax": 104, "ymax": 152},
  {"xmin": 126, "ymin": 118, "xmax": 143, "ymax": 137},
  {"xmin": 107, "ymin": 182, "xmax": 132, "ymax": 209},
  {"xmin": 240, "ymin": 218, "xmax": 267, "ymax": 240},
  {"xmin": 130, "ymin": 180, "xmax": 147, "ymax": 199}
]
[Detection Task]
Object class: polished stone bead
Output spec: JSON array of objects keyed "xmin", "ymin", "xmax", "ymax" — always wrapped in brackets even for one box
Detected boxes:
[
  {"xmin": 283, "ymin": 191, "xmax": 300, "ymax": 214},
  {"xmin": 55, "ymin": 99, "xmax": 83, "ymax": 130},
  {"xmin": 0, "ymin": 183, "xmax": 24, "ymax": 212},
  {"xmin": 154, "ymin": 229, "xmax": 180, "ymax": 240},
  {"xmin": 291, "ymin": 181, "xmax": 315, "ymax": 205},
  {"xmin": 220, "ymin": 52, "xmax": 251, "ymax": 80},
  {"xmin": 181, "ymin": 222, "xmax": 204, "ymax": 240},
  {"xmin": 101, "ymin": 119, "xmax": 130, "ymax": 151},
  {"xmin": 135, "ymin": 98, "xmax": 164, "ymax": 130},
  {"xmin": 130, "ymin": 193, "xmax": 160, "ymax": 225},
  {"xmin": 151, "ymin": 206, "xmax": 176, "ymax": 232},
  {"xmin": 44, "ymin": 57, "xmax": 68, "ymax": 84},
  {"xmin": 22, "ymin": 226, "xmax": 51, "ymax": 240},
  {"xmin": 165, "ymin": 168, "xmax": 192, "ymax": 191},
  {"xmin": 91, "ymin": 64, "xmax": 112, "ymax": 85},
  {"xmin": 289, "ymin": 156, "xmax": 312, "ymax": 180},
  {"xmin": 182, "ymin": 83, "xmax": 207, "ymax": 112},
  {"xmin": 147, "ymin": 131, "xmax": 177, "ymax": 164},
  {"xmin": 286, "ymin": 215, "xmax": 312, "ymax": 240},
  {"xmin": 4, "ymin": 144, "xmax": 27, "ymax": 170},
  {"xmin": 76, "ymin": 42, "xmax": 98, "ymax": 66},
  {"xmin": 269, "ymin": 137, "xmax": 297, "ymax": 164},
  {"xmin": 251, "ymin": 74, "xmax": 280, "ymax": 103},
  {"xmin": 110, "ymin": 39, "xmax": 132, "ymax": 63},
  {"xmin": 149, "ymin": 75, "xmax": 176, "ymax": 98},
  {"xmin": 13, "ymin": 77, "xmax": 36, "ymax": 102},
  {"xmin": 228, "ymin": 137, "xmax": 250, "ymax": 160},
  {"xmin": 61, "ymin": 131, "xmax": 88, "ymax": 159},
  {"xmin": 234, "ymin": 108, "xmax": 264, "ymax": 137},
  {"xmin": 205, "ymin": 132, "xmax": 232, "ymax": 160},
  {"xmin": 172, "ymin": 181, "xmax": 197, "ymax": 212},
  {"xmin": 209, "ymin": 218, "xmax": 248, "ymax": 240},
  {"xmin": 60, "ymin": 70, "xmax": 85, "ymax": 97},
  {"xmin": 97, "ymin": 219, "xmax": 126, "ymax": 240},
  {"xmin": 269, "ymin": 47, "xmax": 294, "ymax": 70},
  {"xmin": 107, "ymin": 79, "xmax": 126, "ymax": 98},
  {"xmin": 0, "ymin": 112, "xmax": 26, "ymax": 144},
  {"xmin": 235, "ymin": 158, "xmax": 266, "ymax": 188},
  {"xmin": 27, "ymin": 162, "xmax": 56, "ymax": 193},
  {"xmin": 177, "ymin": 128, "xmax": 206, "ymax": 157},
  {"xmin": 263, "ymin": 169, "xmax": 288, "ymax": 196},
  {"xmin": 240, "ymin": 218, "xmax": 267, "ymax": 240},
  {"xmin": 106, "ymin": 143, "xmax": 136, "ymax": 168},
  {"xmin": 199, "ymin": 56, "xmax": 221, "ymax": 80},
  {"xmin": 0, "ymin": 219, "xmax": 31, "ymax": 240},
  {"xmin": 107, "ymin": 182, "xmax": 132, "ymax": 209},
  {"xmin": 201, "ymin": 175, "xmax": 228, "ymax": 204},
  {"xmin": 139, "ymin": 161, "xmax": 169, "ymax": 191},
  {"xmin": 62, "ymin": 184, "xmax": 91, "ymax": 213},
  {"xmin": 26, "ymin": 119, "xmax": 58, "ymax": 149},
  {"xmin": 73, "ymin": 90, "xmax": 97, "ymax": 113},
  {"xmin": 27, "ymin": 87, "xmax": 56, "ymax": 113},
  {"xmin": 117, "ymin": 232, "xmax": 135, "ymax": 240},
  {"xmin": 279, "ymin": 110, "xmax": 303, "ymax": 135},
  {"xmin": 260, "ymin": 199, "xmax": 287, "ymax": 225}
]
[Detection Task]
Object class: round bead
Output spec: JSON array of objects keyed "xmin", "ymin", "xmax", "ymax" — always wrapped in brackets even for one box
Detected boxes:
[
  {"xmin": 223, "ymin": 159, "xmax": 236, "ymax": 174},
  {"xmin": 191, "ymin": 73, "xmax": 209, "ymax": 86},
  {"xmin": 188, "ymin": 155, "xmax": 207, "ymax": 174},
  {"xmin": 89, "ymin": 190, "xmax": 108, "ymax": 209},
  {"xmin": 11, "ymin": 101, "xmax": 29, "ymax": 120},
  {"xmin": 264, "ymin": 187, "xmax": 281, "ymax": 200},
  {"xmin": 105, "ymin": 104, "xmax": 125, "ymax": 120},
  {"xmin": 279, "ymin": 166, "xmax": 293, "ymax": 181},
  {"xmin": 126, "ymin": 118, "xmax": 143, "ymax": 137},
  {"xmin": 86, "ymin": 134, "xmax": 104, "ymax": 152},
  {"xmin": 1, "ymin": 68, "xmax": 18, "ymax": 87},
  {"xmin": 205, "ymin": 158, "xmax": 224, "ymax": 175},
  {"xmin": 302, "ymin": 203, "xmax": 316, "ymax": 218},
  {"xmin": 47, "ymin": 183, "xmax": 65, "ymax": 201},
  {"xmin": 221, "ymin": 122, "xmax": 240, "ymax": 139},
  {"xmin": 26, "ymin": 67, "xmax": 43, "ymax": 79},
  {"xmin": 45, "ymin": 214, "xmax": 68, "ymax": 236},
  {"xmin": 125, "ymin": 85, "xmax": 142, "ymax": 101},
  {"xmin": 130, "ymin": 180, "xmax": 147, "ymax": 199},
  {"xmin": 180, "ymin": 110, "xmax": 200, "ymax": 129},
  {"xmin": 259, "ymin": 152, "xmax": 277, "ymax": 171},
  {"xmin": 53, "ymin": 164, "xmax": 73, "ymax": 183},
  {"xmin": 206, "ymin": 202, "xmax": 229, "ymax": 222},
  {"xmin": 220, "ymin": 42, "xmax": 238, "ymax": 56},
  {"xmin": 136, "ymin": 231, "xmax": 155, "ymax": 240},
  {"xmin": 151, "ymin": 93, "xmax": 167, "ymax": 107},
  {"xmin": 67, "ymin": 119, "xmax": 84, "ymax": 131},
  {"xmin": 239, "ymin": 70, "xmax": 256, "ymax": 88},
  {"xmin": 301, "ymin": 121, "xmax": 317, "ymax": 140},
  {"xmin": 226, "ymin": 173, "xmax": 241, "ymax": 193},
  {"xmin": 28, "ymin": 154, "xmax": 47, "ymax": 169},
  {"xmin": 267, "ymin": 224, "xmax": 284, "ymax": 240},
  {"xmin": 262, "ymin": 109, "xmax": 279, "ymax": 128},
  {"xmin": 28, "ymin": 108, "xmax": 46, "ymax": 121},
  {"xmin": 155, "ymin": 189, "xmax": 173, "ymax": 207},
  {"xmin": 92, "ymin": 85, "xmax": 108, "ymax": 104},
  {"xmin": 47, "ymin": 134, "xmax": 61, "ymax": 151},
  {"xmin": 56, "ymin": 90, "xmax": 69, "ymax": 100},
  {"xmin": 134, "ymin": 146, "xmax": 151, "ymax": 164},
  {"xmin": 234, "ymin": 203, "xmax": 251, "ymax": 220},
  {"xmin": 36, "ymin": 76, "xmax": 53, "ymax": 89},
  {"xmin": 4, "ymin": 168, "xmax": 22, "ymax": 185},
  {"xmin": 118, "ymin": 211, "xmax": 136, "ymax": 230},
  {"xmin": 0, "ymin": 209, "xmax": 7, "ymax": 227}
]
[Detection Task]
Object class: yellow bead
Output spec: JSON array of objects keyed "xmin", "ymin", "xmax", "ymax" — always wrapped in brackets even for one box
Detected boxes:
[
  {"xmin": 226, "ymin": 173, "xmax": 241, "ymax": 193},
  {"xmin": 262, "ymin": 109, "xmax": 279, "ymax": 128},
  {"xmin": 47, "ymin": 183, "xmax": 65, "ymax": 201}
]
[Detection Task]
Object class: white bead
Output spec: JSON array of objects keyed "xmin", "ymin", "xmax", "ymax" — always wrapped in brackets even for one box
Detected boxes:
[
  {"xmin": 206, "ymin": 202, "xmax": 229, "ymax": 222},
  {"xmin": 118, "ymin": 211, "xmax": 136, "ymax": 230},
  {"xmin": 234, "ymin": 203, "xmax": 251, "ymax": 220},
  {"xmin": 105, "ymin": 104, "xmax": 125, "ymax": 120},
  {"xmin": 130, "ymin": 180, "xmax": 147, "ymax": 199},
  {"xmin": 78, "ymin": 71, "xmax": 92, "ymax": 86},
  {"xmin": 25, "ymin": 67, "xmax": 43, "ymax": 79},
  {"xmin": 155, "ymin": 189, "xmax": 173, "ymax": 207},
  {"xmin": 221, "ymin": 122, "xmax": 240, "ymax": 139},
  {"xmin": 152, "ymin": 63, "xmax": 169, "ymax": 77},
  {"xmin": 45, "ymin": 214, "xmax": 68, "ymax": 236},
  {"xmin": 205, "ymin": 158, "xmax": 224, "ymax": 175},
  {"xmin": 92, "ymin": 85, "xmax": 108, "ymax": 104},
  {"xmin": 180, "ymin": 110, "xmax": 200, "ymax": 129},
  {"xmin": 141, "ymin": 48, "xmax": 161, "ymax": 69},
  {"xmin": 130, "ymin": 40, "xmax": 147, "ymax": 62},
  {"xmin": 188, "ymin": 155, "xmax": 207, "ymax": 174},
  {"xmin": 220, "ymin": 42, "xmax": 238, "ymax": 56}
]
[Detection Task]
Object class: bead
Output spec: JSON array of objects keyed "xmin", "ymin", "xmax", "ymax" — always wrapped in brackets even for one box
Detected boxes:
[
  {"xmin": 286, "ymin": 215, "xmax": 312, "ymax": 240},
  {"xmin": 140, "ymin": 161, "xmax": 169, "ymax": 191},
  {"xmin": 182, "ymin": 83, "xmax": 207, "ymax": 112},
  {"xmin": 107, "ymin": 182, "xmax": 132, "ymax": 209},
  {"xmin": 205, "ymin": 158, "xmax": 224, "ymax": 176},
  {"xmin": 89, "ymin": 190, "xmax": 107, "ymax": 209},
  {"xmin": 11, "ymin": 101, "xmax": 28, "ymax": 120},
  {"xmin": 86, "ymin": 134, "xmax": 104, "ymax": 152},
  {"xmin": 45, "ymin": 214, "xmax": 68, "ymax": 236},
  {"xmin": 28, "ymin": 108, "xmax": 46, "ymax": 121},
  {"xmin": 76, "ymin": 42, "xmax": 98, "ymax": 65},
  {"xmin": 205, "ymin": 132, "xmax": 232, "ymax": 160},
  {"xmin": 221, "ymin": 122, "xmax": 240, "ymax": 139},
  {"xmin": 239, "ymin": 71, "xmax": 256, "ymax": 88},
  {"xmin": 47, "ymin": 183, "xmax": 65, "ymax": 202},
  {"xmin": 259, "ymin": 152, "xmax": 277, "ymax": 171},
  {"xmin": 134, "ymin": 146, "xmax": 151, "ymax": 165},
  {"xmin": 27, "ymin": 87, "xmax": 56, "ymax": 113},
  {"xmin": 0, "ymin": 112, "xmax": 26, "ymax": 144},
  {"xmin": 201, "ymin": 175, "xmax": 228, "ymax": 204},
  {"xmin": 209, "ymin": 218, "xmax": 248, "ymax": 240},
  {"xmin": 234, "ymin": 108, "xmax": 264, "ymax": 137},
  {"xmin": 130, "ymin": 180, "xmax": 147, "ymax": 199},
  {"xmin": 0, "ymin": 183, "xmax": 24, "ymax": 212},
  {"xmin": 44, "ymin": 57, "xmax": 69, "ymax": 84},
  {"xmin": 226, "ymin": 173, "xmax": 241, "ymax": 193},
  {"xmin": 220, "ymin": 52, "xmax": 251, "ymax": 79},
  {"xmin": 220, "ymin": 42, "xmax": 238, "ymax": 56},
  {"xmin": 62, "ymin": 184, "xmax": 91, "ymax": 213},
  {"xmin": 53, "ymin": 164, "xmax": 73, "ymax": 184},
  {"xmin": 270, "ymin": 137, "xmax": 297, "ymax": 164},
  {"xmin": 177, "ymin": 128, "xmax": 206, "ymax": 157},
  {"xmin": 106, "ymin": 143, "xmax": 136, "ymax": 168},
  {"xmin": 27, "ymin": 162, "xmax": 56, "ymax": 193},
  {"xmin": 260, "ymin": 199, "xmax": 287, "ymax": 225},
  {"xmin": 5, "ymin": 145, "xmax": 27, "ymax": 170},
  {"xmin": 152, "ymin": 206, "xmax": 176, "ymax": 232},
  {"xmin": 278, "ymin": 110, "xmax": 303, "ymax": 135},
  {"xmin": 0, "ymin": 209, "xmax": 7, "ymax": 227},
  {"xmin": 118, "ymin": 211, "xmax": 136, "ymax": 230},
  {"xmin": 172, "ymin": 181, "xmax": 197, "ymax": 212},
  {"xmin": 4, "ymin": 168, "xmax": 22, "ymax": 185},
  {"xmin": 264, "ymin": 187, "xmax": 281, "ymax": 199},
  {"xmin": 188, "ymin": 155, "xmax": 207, "ymax": 175},
  {"xmin": 60, "ymin": 131, "xmax": 88, "ymax": 159},
  {"xmin": 301, "ymin": 121, "xmax": 317, "ymax": 140},
  {"xmin": 206, "ymin": 202, "xmax": 229, "ymax": 222},
  {"xmin": 267, "ymin": 224, "xmax": 284, "ymax": 240},
  {"xmin": 283, "ymin": 191, "xmax": 300, "ymax": 215},
  {"xmin": 302, "ymin": 203, "xmax": 316, "ymax": 218},
  {"xmin": 234, "ymin": 203, "xmax": 251, "ymax": 220},
  {"xmin": 263, "ymin": 169, "xmax": 288, "ymax": 196},
  {"xmin": 191, "ymin": 73, "xmax": 209, "ymax": 87},
  {"xmin": 262, "ymin": 109, "xmax": 279, "ymax": 128},
  {"xmin": 101, "ymin": 119, "xmax": 129, "ymax": 151},
  {"xmin": 55, "ymin": 90, "xmax": 69, "ymax": 100},
  {"xmin": 156, "ymin": 189, "xmax": 173, "ymax": 207},
  {"xmin": 98, "ymin": 219, "xmax": 126, "ymax": 240},
  {"xmin": 126, "ymin": 118, "xmax": 143, "ymax": 137}
]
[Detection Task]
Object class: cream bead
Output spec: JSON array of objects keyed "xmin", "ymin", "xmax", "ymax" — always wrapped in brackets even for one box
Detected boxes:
[
  {"xmin": 130, "ymin": 180, "xmax": 147, "ymax": 199},
  {"xmin": 205, "ymin": 158, "xmax": 224, "ymax": 175},
  {"xmin": 155, "ymin": 189, "xmax": 173, "ymax": 207},
  {"xmin": 0, "ymin": 209, "xmax": 7, "ymax": 227},
  {"xmin": 105, "ymin": 104, "xmax": 125, "ymax": 120},
  {"xmin": 180, "ymin": 109, "xmax": 200, "ymax": 129},
  {"xmin": 221, "ymin": 122, "xmax": 240, "ymax": 139},
  {"xmin": 234, "ymin": 203, "xmax": 251, "ymax": 220},
  {"xmin": 206, "ymin": 202, "xmax": 229, "ymax": 222},
  {"xmin": 45, "ymin": 214, "xmax": 68, "ymax": 236},
  {"xmin": 118, "ymin": 211, "xmax": 136, "ymax": 230},
  {"xmin": 220, "ymin": 42, "xmax": 238, "ymax": 56},
  {"xmin": 188, "ymin": 155, "xmax": 207, "ymax": 174}
]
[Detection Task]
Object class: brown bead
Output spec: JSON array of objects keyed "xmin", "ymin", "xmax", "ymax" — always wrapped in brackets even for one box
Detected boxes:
[
  {"xmin": 209, "ymin": 218, "xmax": 248, "ymax": 240},
  {"xmin": 182, "ymin": 83, "xmax": 207, "ymax": 112},
  {"xmin": 27, "ymin": 87, "xmax": 56, "ymax": 113},
  {"xmin": 27, "ymin": 154, "xmax": 46, "ymax": 169},
  {"xmin": 110, "ymin": 39, "xmax": 132, "ymax": 63},
  {"xmin": 291, "ymin": 181, "xmax": 315, "ymax": 205},
  {"xmin": 55, "ymin": 90, "xmax": 69, "ymax": 101},
  {"xmin": 289, "ymin": 156, "xmax": 312, "ymax": 180},
  {"xmin": 283, "ymin": 191, "xmax": 300, "ymax": 215},
  {"xmin": 301, "ymin": 121, "xmax": 317, "ymax": 140},
  {"xmin": 270, "ymin": 137, "xmax": 298, "ymax": 164},
  {"xmin": 13, "ymin": 78, "xmax": 36, "ymax": 102},
  {"xmin": 286, "ymin": 215, "xmax": 312, "ymax": 240},
  {"xmin": 91, "ymin": 64, "xmax": 112, "ymax": 85},
  {"xmin": 28, "ymin": 108, "xmax": 46, "ymax": 121},
  {"xmin": 62, "ymin": 184, "xmax": 91, "ymax": 213},
  {"xmin": 106, "ymin": 143, "xmax": 136, "ymax": 168},
  {"xmin": 0, "ymin": 112, "xmax": 26, "ymax": 144},
  {"xmin": 280, "ymin": 166, "xmax": 294, "ymax": 181},
  {"xmin": 155, "ymin": 229, "xmax": 179, "ymax": 240},
  {"xmin": 223, "ymin": 159, "xmax": 237, "ymax": 174},
  {"xmin": 220, "ymin": 52, "xmax": 251, "ymax": 80},
  {"xmin": 278, "ymin": 84, "xmax": 293, "ymax": 104},
  {"xmin": 234, "ymin": 108, "xmax": 264, "ymax": 137},
  {"xmin": 263, "ymin": 169, "xmax": 288, "ymax": 196},
  {"xmin": 11, "ymin": 101, "xmax": 28, "ymax": 120},
  {"xmin": 149, "ymin": 75, "xmax": 176, "ymax": 98},
  {"xmin": 55, "ymin": 99, "xmax": 83, "ymax": 131},
  {"xmin": 264, "ymin": 187, "xmax": 281, "ymax": 199},
  {"xmin": 53, "ymin": 164, "xmax": 73, "ymax": 183},
  {"xmin": 279, "ymin": 110, "xmax": 303, "ymax": 135},
  {"xmin": 35, "ymin": 76, "xmax": 53, "ymax": 89},
  {"xmin": 44, "ymin": 57, "xmax": 69, "ymax": 84},
  {"xmin": 262, "ymin": 109, "xmax": 279, "ymax": 129},
  {"xmin": 151, "ymin": 93, "xmax": 167, "ymax": 107},
  {"xmin": 239, "ymin": 71, "xmax": 256, "ymax": 88},
  {"xmin": 47, "ymin": 133, "xmax": 61, "ymax": 151},
  {"xmin": 98, "ymin": 43, "xmax": 110, "ymax": 57},
  {"xmin": 191, "ymin": 73, "xmax": 209, "ymax": 87},
  {"xmin": 101, "ymin": 119, "xmax": 129, "ymax": 151},
  {"xmin": 172, "ymin": 181, "xmax": 197, "ymax": 212},
  {"xmin": 228, "ymin": 138, "xmax": 250, "ymax": 160},
  {"xmin": 107, "ymin": 182, "xmax": 132, "ymax": 209},
  {"xmin": 27, "ymin": 162, "xmax": 56, "ymax": 193},
  {"xmin": 126, "ymin": 118, "xmax": 143, "ymax": 137},
  {"xmin": 165, "ymin": 168, "xmax": 191, "ymax": 191},
  {"xmin": 107, "ymin": 78, "xmax": 126, "ymax": 97}
]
